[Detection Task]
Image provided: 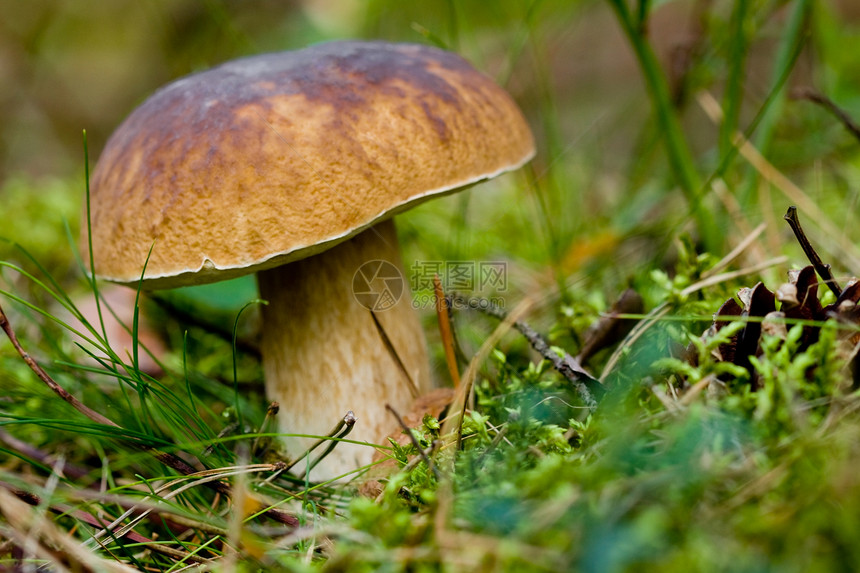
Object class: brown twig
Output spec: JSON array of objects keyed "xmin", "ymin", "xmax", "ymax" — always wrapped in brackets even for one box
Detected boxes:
[
  {"xmin": 783, "ymin": 206, "xmax": 842, "ymax": 298},
  {"xmin": 449, "ymin": 293, "xmax": 601, "ymax": 410},
  {"xmin": 0, "ymin": 301, "xmax": 299, "ymax": 527},
  {"xmin": 792, "ymin": 86, "xmax": 860, "ymax": 144}
]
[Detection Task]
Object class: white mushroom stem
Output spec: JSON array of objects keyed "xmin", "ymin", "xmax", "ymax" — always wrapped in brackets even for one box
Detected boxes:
[{"xmin": 257, "ymin": 219, "xmax": 430, "ymax": 481}]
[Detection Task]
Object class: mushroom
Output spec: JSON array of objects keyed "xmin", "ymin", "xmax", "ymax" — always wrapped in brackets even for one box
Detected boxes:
[{"xmin": 85, "ymin": 41, "xmax": 535, "ymax": 480}]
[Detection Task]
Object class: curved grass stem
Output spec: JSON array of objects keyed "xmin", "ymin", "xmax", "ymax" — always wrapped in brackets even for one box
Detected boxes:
[{"xmin": 606, "ymin": 0, "xmax": 718, "ymax": 248}]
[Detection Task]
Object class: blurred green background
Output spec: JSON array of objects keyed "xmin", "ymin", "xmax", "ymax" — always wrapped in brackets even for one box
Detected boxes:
[
  {"xmin": 3, "ymin": 0, "xmax": 860, "ymax": 360},
  {"xmin": 3, "ymin": 0, "xmax": 860, "ymax": 260}
]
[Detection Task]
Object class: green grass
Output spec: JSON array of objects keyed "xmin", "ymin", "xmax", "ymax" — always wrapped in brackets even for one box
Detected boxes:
[{"xmin": 3, "ymin": 0, "xmax": 860, "ymax": 570}]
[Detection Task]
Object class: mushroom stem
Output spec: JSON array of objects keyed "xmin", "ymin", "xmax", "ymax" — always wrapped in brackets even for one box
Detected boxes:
[{"xmin": 257, "ymin": 219, "xmax": 430, "ymax": 480}]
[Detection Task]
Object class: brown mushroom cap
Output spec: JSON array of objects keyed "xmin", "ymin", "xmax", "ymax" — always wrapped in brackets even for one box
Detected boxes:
[{"xmin": 87, "ymin": 41, "xmax": 535, "ymax": 289}]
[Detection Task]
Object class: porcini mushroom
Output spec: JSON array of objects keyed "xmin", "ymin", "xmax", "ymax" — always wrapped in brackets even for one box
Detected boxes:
[{"xmin": 86, "ymin": 41, "xmax": 535, "ymax": 480}]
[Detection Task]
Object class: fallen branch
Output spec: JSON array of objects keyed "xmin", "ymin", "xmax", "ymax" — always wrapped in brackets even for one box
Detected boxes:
[
  {"xmin": 449, "ymin": 293, "xmax": 601, "ymax": 410},
  {"xmin": 792, "ymin": 87, "xmax": 860, "ymax": 144},
  {"xmin": 784, "ymin": 206, "xmax": 842, "ymax": 298}
]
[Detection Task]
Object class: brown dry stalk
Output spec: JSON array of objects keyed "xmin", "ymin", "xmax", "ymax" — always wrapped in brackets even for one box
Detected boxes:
[
  {"xmin": 449, "ymin": 293, "xmax": 600, "ymax": 410},
  {"xmin": 434, "ymin": 275, "xmax": 462, "ymax": 388},
  {"xmin": 793, "ymin": 87, "xmax": 860, "ymax": 143},
  {"xmin": 783, "ymin": 206, "xmax": 842, "ymax": 298}
]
